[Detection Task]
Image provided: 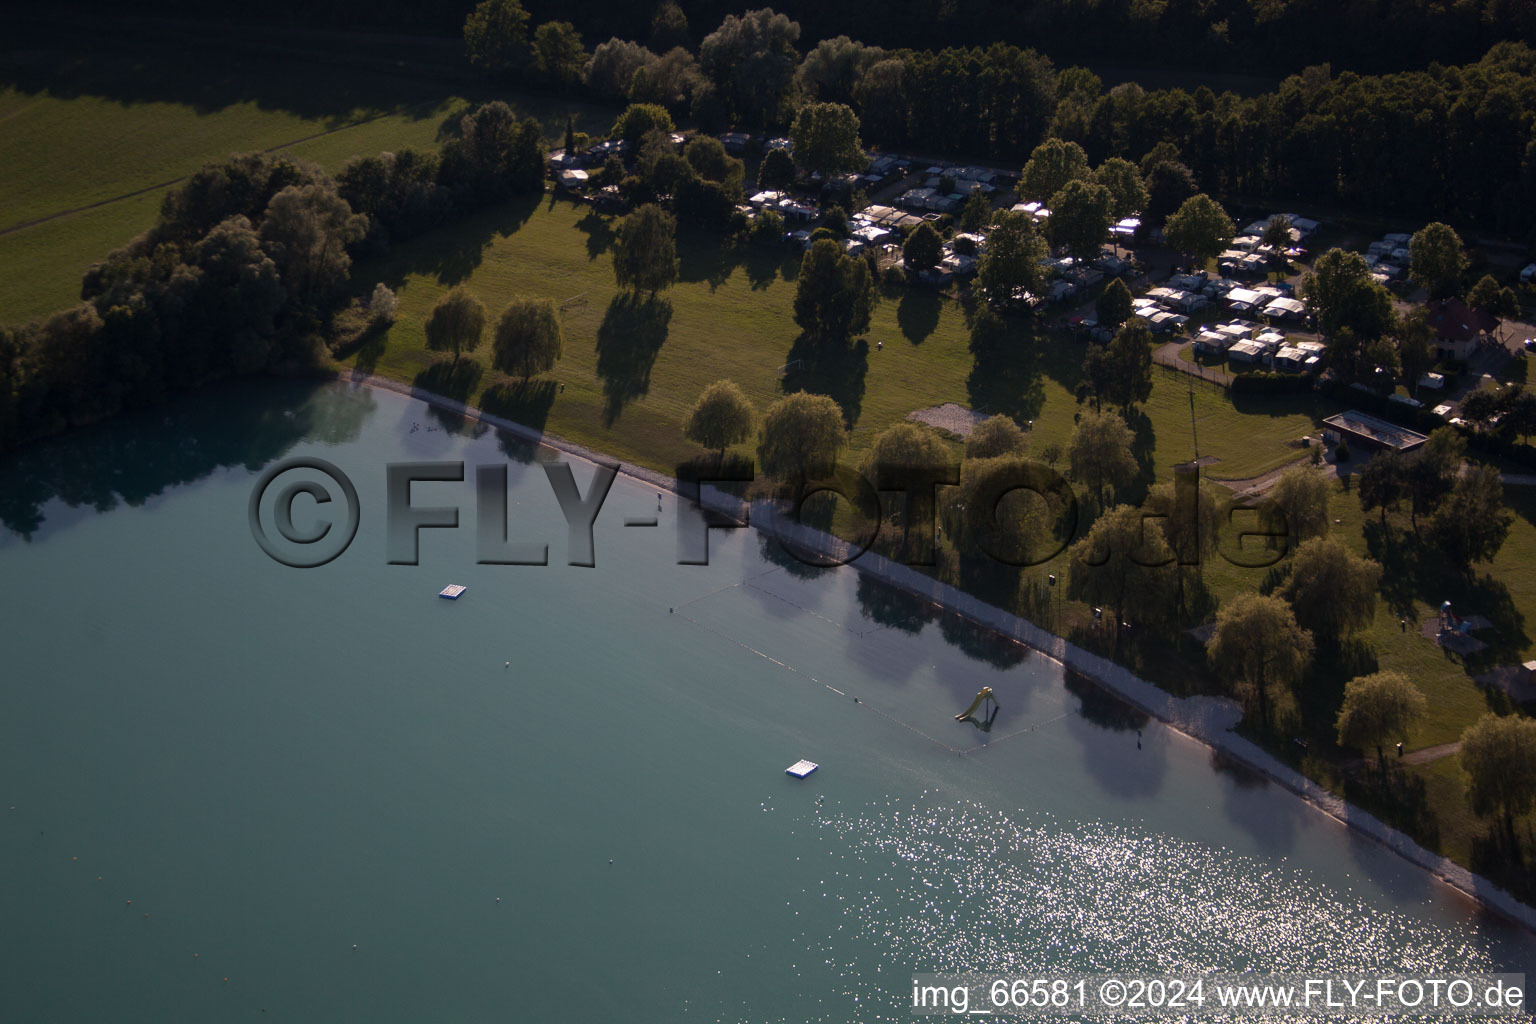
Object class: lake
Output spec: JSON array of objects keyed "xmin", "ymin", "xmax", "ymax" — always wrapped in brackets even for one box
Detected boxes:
[{"xmin": 0, "ymin": 379, "xmax": 1529, "ymax": 1021}]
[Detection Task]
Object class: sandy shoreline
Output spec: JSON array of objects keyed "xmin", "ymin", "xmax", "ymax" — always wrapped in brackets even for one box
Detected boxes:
[{"xmin": 321, "ymin": 366, "xmax": 1536, "ymax": 936}]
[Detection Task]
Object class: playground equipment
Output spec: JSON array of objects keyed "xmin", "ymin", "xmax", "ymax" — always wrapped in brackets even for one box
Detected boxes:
[{"xmin": 955, "ymin": 687, "xmax": 998, "ymax": 721}]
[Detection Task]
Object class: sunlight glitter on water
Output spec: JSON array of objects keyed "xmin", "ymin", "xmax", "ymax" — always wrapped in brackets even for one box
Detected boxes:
[{"xmin": 792, "ymin": 795, "xmax": 1497, "ymax": 1022}]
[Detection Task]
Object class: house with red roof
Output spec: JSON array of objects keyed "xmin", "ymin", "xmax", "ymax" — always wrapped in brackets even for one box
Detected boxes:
[{"xmin": 1425, "ymin": 297, "xmax": 1498, "ymax": 362}]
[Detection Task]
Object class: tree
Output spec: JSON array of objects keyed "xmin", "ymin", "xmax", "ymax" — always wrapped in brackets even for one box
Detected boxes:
[
  {"xmin": 1304, "ymin": 248, "xmax": 1397, "ymax": 343},
  {"xmin": 863, "ymin": 421, "xmax": 952, "ymax": 555},
  {"xmin": 946, "ymin": 455, "xmax": 1073, "ymax": 570},
  {"xmin": 1103, "ymin": 317, "xmax": 1154, "ymax": 412},
  {"xmin": 1409, "ymin": 221, "xmax": 1467, "ymax": 299},
  {"xmin": 1261, "ymin": 215, "xmax": 1293, "ymax": 274},
  {"xmin": 1357, "ymin": 449, "xmax": 1407, "ymax": 525},
  {"xmin": 758, "ymin": 146, "xmax": 796, "ymax": 189},
  {"xmin": 584, "ymin": 38, "xmax": 654, "ymax": 100},
  {"xmin": 1459, "ymin": 713, "xmax": 1536, "ymax": 840},
  {"xmin": 257, "ymin": 184, "xmax": 367, "ymax": 306},
  {"xmin": 630, "ymin": 47, "xmax": 703, "ymax": 110},
  {"xmin": 1336, "ymin": 671, "xmax": 1427, "ymax": 767},
  {"xmin": 796, "ymin": 35, "xmax": 885, "ymax": 105},
  {"xmin": 446, "ymin": 101, "xmax": 545, "ymax": 199},
  {"xmin": 684, "ymin": 136, "xmax": 743, "ymax": 184},
  {"xmin": 1395, "ymin": 307, "xmax": 1435, "ymax": 390},
  {"xmin": 1096, "ymin": 278, "xmax": 1134, "ymax": 330},
  {"xmin": 613, "ymin": 204, "xmax": 678, "ymax": 295},
  {"xmin": 697, "ymin": 8, "xmax": 801, "ymax": 127},
  {"xmin": 1278, "ymin": 536, "xmax": 1382, "ymax": 646},
  {"xmin": 851, "ymin": 57, "xmax": 907, "ymax": 143},
  {"xmin": 1429, "ymin": 463, "xmax": 1513, "ymax": 572},
  {"xmin": 957, "ymin": 417, "xmax": 1023, "ymax": 462},
  {"xmin": 903, "ymin": 221, "xmax": 943, "ymax": 273},
  {"xmin": 1144, "ymin": 473, "xmax": 1222, "ymax": 612},
  {"xmin": 1207, "ymin": 592, "xmax": 1314, "ymax": 725},
  {"xmin": 1067, "ymin": 503, "xmax": 1177, "ymax": 653},
  {"xmin": 958, "ymin": 187, "xmax": 991, "ymax": 233},
  {"xmin": 789, "ymin": 102, "xmax": 865, "ymax": 176},
  {"xmin": 649, "ymin": 1, "xmax": 690, "ymax": 51},
  {"xmin": 685, "ymin": 379, "xmax": 755, "ymax": 457},
  {"xmin": 490, "ymin": 297, "xmax": 563, "ymax": 381},
  {"xmin": 611, "ymin": 103, "xmax": 674, "ymax": 144},
  {"xmin": 1163, "ymin": 193, "xmax": 1233, "ymax": 270},
  {"xmin": 1020, "ymin": 138, "xmax": 1090, "ymax": 204},
  {"xmin": 975, "ymin": 211, "xmax": 1046, "ymax": 304},
  {"xmin": 1068, "ymin": 407, "xmax": 1138, "ymax": 509},
  {"xmin": 532, "ymin": 21, "xmax": 585, "ymax": 88},
  {"xmin": 1465, "ymin": 273, "xmax": 1503, "ymax": 313},
  {"xmin": 1091, "ymin": 157, "xmax": 1147, "ymax": 222},
  {"xmin": 1264, "ymin": 465, "xmax": 1330, "ymax": 547},
  {"xmin": 1404, "ymin": 426, "xmax": 1465, "ymax": 531},
  {"xmin": 424, "ymin": 287, "xmax": 487, "ymax": 366},
  {"xmin": 793, "ymin": 238, "xmax": 874, "ymax": 342},
  {"xmin": 1048, "ymin": 179, "xmax": 1114, "ymax": 263},
  {"xmin": 757, "ymin": 392, "xmax": 847, "ymax": 486},
  {"xmin": 463, "ymin": 0, "xmax": 530, "ymax": 75},
  {"xmin": 1143, "ymin": 159, "xmax": 1197, "ymax": 226}
]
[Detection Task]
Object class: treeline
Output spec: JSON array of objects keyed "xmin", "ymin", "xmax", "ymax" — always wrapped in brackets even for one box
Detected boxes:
[
  {"xmin": 0, "ymin": 102, "xmax": 545, "ymax": 453},
  {"xmin": 63, "ymin": 0, "xmax": 1536, "ymax": 77},
  {"xmin": 472, "ymin": 1, "xmax": 1536, "ymax": 236}
]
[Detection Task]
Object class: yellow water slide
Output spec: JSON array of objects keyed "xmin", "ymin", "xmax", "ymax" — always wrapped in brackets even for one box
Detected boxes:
[{"xmin": 954, "ymin": 686, "xmax": 997, "ymax": 720}]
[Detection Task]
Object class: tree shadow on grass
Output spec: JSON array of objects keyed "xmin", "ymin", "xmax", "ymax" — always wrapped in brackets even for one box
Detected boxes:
[
  {"xmin": 676, "ymin": 223, "xmax": 737, "ymax": 292},
  {"xmin": 1362, "ymin": 519, "xmax": 1422, "ymax": 618},
  {"xmin": 1123, "ymin": 406, "xmax": 1157, "ymax": 507},
  {"xmin": 965, "ymin": 312, "xmax": 1045, "ymax": 422},
  {"xmin": 376, "ymin": 191, "xmax": 541, "ymax": 289},
  {"xmin": 1470, "ymin": 823, "xmax": 1536, "ymax": 903},
  {"xmin": 478, "ymin": 379, "xmax": 557, "ymax": 436},
  {"xmin": 595, "ymin": 292, "xmax": 672, "ymax": 425},
  {"xmin": 896, "ymin": 288, "xmax": 941, "ymax": 344},
  {"xmin": 1342, "ymin": 766, "xmax": 1439, "ymax": 851},
  {"xmin": 743, "ymin": 244, "xmax": 797, "ymax": 291},
  {"xmin": 413, "ymin": 357, "xmax": 483, "ymax": 403},
  {"xmin": 331, "ymin": 320, "xmax": 390, "ymax": 375},
  {"xmin": 575, "ymin": 207, "xmax": 617, "ymax": 261},
  {"xmin": 780, "ymin": 334, "xmax": 869, "ymax": 429}
]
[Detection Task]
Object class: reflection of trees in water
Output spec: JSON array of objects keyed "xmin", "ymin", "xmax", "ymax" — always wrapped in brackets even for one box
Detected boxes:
[
  {"xmin": 854, "ymin": 573, "xmax": 940, "ymax": 635},
  {"xmin": 1064, "ymin": 670, "xmax": 1150, "ymax": 733},
  {"xmin": 0, "ymin": 380, "xmax": 371, "ymax": 539},
  {"xmin": 938, "ymin": 609, "xmax": 1031, "ymax": 669}
]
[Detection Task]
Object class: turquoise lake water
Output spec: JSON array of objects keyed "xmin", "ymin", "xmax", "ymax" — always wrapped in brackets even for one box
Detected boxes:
[{"xmin": 0, "ymin": 380, "xmax": 1530, "ymax": 1022}]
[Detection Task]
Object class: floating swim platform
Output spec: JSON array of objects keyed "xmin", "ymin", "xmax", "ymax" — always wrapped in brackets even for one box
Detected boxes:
[
  {"xmin": 439, "ymin": 585, "xmax": 468, "ymax": 600},
  {"xmin": 785, "ymin": 759, "xmax": 819, "ymax": 778}
]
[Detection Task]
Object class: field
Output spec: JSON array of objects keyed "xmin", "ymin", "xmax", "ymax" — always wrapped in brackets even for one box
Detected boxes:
[
  {"xmin": 4, "ymin": 16, "xmax": 1535, "ymax": 893},
  {"xmin": 0, "ymin": 14, "xmax": 620, "ymax": 325}
]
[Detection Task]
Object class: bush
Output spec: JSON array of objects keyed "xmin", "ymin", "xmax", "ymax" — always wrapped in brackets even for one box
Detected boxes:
[
  {"xmin": 1335, "ymin": 438, "xmax": 1351, "ymax": 461},
  {"xmin": 749, "ymin": 209, "xmax": 785, "ymax": 245},
  {"xmin": 368, "ymin": 282, "xmax": 398, "ymax": 326}
]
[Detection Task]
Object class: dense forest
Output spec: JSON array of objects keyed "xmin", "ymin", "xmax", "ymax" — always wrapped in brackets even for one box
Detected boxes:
[{"xmin": 29, "ymin": 0, "xmax": 1536, "ymax": 76}]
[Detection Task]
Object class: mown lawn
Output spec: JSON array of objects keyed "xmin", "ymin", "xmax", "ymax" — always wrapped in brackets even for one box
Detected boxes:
[
  {"xmin": 339, "ymin": 197, "xmax": 1337, "ymax": 500},
  {"xmin": 0, "ymin": 22, "xmax": 623, "ymax": 327}
]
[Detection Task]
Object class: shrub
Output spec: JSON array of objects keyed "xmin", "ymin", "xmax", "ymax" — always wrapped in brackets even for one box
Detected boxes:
[{"xmin": 368, "ymin": 282, "xmax": 398, "ymax": 325}]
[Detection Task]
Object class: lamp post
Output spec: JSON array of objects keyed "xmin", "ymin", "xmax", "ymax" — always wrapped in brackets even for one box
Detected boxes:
[{"xmin": 1047, "ymin": 573, "xmax": 1058, "ymax": 632}]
